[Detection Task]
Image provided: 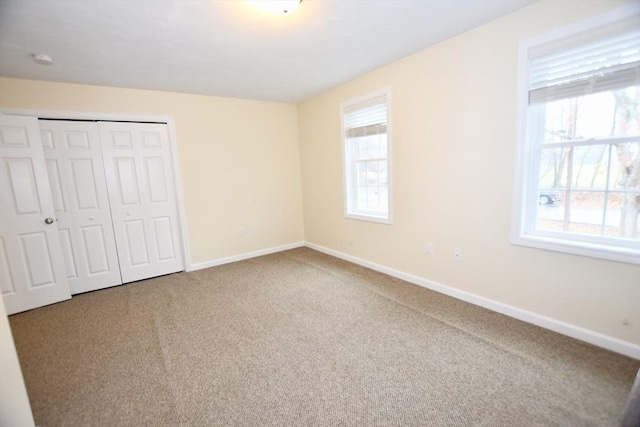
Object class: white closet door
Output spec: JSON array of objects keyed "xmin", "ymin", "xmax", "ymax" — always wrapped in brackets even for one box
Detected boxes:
[
  {"xmin": 39, "ymin": 121, "xmax": 122, "ymax": 294},
  {"xmin": 99, "ymin": 122, "xmax": 184, "ymax": 283},
  {"xmin": 0, "ymin": 114, "xmax": 71, "ymax": 314}
]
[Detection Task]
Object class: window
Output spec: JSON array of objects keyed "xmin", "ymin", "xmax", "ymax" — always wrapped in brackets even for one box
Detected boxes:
[
  {"xmin": 513, "ymin": 6, "xmax": 640, "ymax": 264},
  {"xmin": 342, "ymin": 89, "xmax": 391, "ymax": 223}
]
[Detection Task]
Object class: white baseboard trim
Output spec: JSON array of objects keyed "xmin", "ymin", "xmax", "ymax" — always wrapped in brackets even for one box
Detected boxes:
[
  {"xmin": 305, "ymin": 242, "xmax": 640, "ymax": 360},
  {"xmin": 189, "ymin": 241, "xmax": 306, "ymax": 272}
]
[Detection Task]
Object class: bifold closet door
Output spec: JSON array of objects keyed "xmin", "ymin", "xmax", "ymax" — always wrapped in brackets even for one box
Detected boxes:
[
  {"xmin": 39, "ymin": 121, "xmax": 122, "ymax": 294},
  {"xmin": 99, "ymin": 122, "xmax": 184, "ymax": 283},
  {"xmin": 0, "ymin": 114, "xmax": 71, "ymax": 314}
]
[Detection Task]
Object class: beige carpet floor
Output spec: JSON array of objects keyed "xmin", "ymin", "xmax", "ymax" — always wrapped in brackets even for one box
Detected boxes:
[{"xmin": 9, "ymin": 247, "xmax": 640, "ymax": 426}]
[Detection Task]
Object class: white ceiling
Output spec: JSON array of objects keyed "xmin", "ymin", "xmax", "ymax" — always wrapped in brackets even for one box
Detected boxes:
[{"xmin": 0, "ymin": 0, "xmax": 534, "ymax": 103}]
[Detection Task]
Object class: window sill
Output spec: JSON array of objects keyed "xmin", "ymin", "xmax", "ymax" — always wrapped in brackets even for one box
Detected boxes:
[
  {"xmin": 345, "ymin": 212, "xmax": 392, "ymax": 225},
  {"xmin": 511, "ymin": 233, "xmax": 640, "ymax": 265}
]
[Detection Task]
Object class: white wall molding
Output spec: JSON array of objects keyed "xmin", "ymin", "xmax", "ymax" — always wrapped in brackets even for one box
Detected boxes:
[
  {"xmin": 190, "ymin": 241, "xmax": 306, "ymax": 271},
  {"xmin": 305, "ymin": 242, "xmax": 640, "ymax": 360}
]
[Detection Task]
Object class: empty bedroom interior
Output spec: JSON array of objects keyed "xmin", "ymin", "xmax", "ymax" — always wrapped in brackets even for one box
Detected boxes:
[{"xmin": 1, "ymin": 0, "xmax": 640, "ymax": 425}]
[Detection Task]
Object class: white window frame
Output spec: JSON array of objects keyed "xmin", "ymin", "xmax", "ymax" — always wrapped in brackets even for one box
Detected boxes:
[
  {"xmin": 341, "ymin": 88, "xmax": 392, "ymax": 224},
  {"xmin": 511, "ymin": 5, "xmax": 640, "ymax": 265}
]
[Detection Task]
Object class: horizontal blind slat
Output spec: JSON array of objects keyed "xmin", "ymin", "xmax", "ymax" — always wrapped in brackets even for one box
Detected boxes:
[
  {"xmin": 528, "ymin": 25, "xmax": 640, "ymax": 104},
  {"xmin": 530, "ymin": 65, "xmax": 640, "ymax": 104},
  {"xmin": 346, "ymin": 124, "xmax": 387, "ymax": 138},
  {"xmin": 344, "ymin": 95, "xmax": 387, "ymax": 133},
  {"xmin": 531, "ymin": 32, "xmax": 639, "ymax": 69},
  {"xmin": 531, "ymin": 61, "xmax": 639, "ymax": 92},
  {"xmin": 531, "ymin": 52, "xmax": 639, "ymax": 88}
]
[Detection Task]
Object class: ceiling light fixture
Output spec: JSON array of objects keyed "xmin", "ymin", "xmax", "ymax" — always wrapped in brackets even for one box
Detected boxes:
[
  {"xmin": 253, "ymin": 0, "xmax": 301, "ymax": 16},
  {"xmin": 32, "ymin": 53, "xmax": 53, "ymax": 65}
]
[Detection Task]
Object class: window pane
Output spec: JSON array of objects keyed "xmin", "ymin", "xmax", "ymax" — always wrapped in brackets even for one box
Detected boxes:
[
  {"xmin": 536, "ymin": 190, "xmax": 565, "ymax": 231},
  {"xmin": 565, "ymin": 191, "xmax": 606, "ymax": 235},
  {"xmin": 356, "ymin": 187, "xmax": 388, "ymax": 213},
  {"xmin": 378, "ymin": 187, "xmax": 389, "ymax": 212},
  {"xmin": 356, "ymin": 162, "xmax": 368, "ymax": 187},
  {"xmin": 356, "ymin": 134, "xmax": 387, "ymax": 160},
  {"xmin": 377, "ymin": 160, "xmax": 388, "ymax": 186},
  {"xmin": 356, "ymin": 136, "xmax": 375, "ymax": 160},
  {"xmin": 542, "ymin": 87, "xmax": 640, "ymax": 143},
  {"xmin": 574, "ymin": 92, "xmax": 616, "ymax": 140},
  {"xmin": 612, "ymin": 86, "xmax": 640, "ymax": 138},
  {"xmin": 539, "ymin": 147, "xmax": 568, "ymax": 189},
  {"xmin": 355, "ymin": 159, "xmax": 388, "ymax": 214},
  {"xmin": 542, "ymin": 98, "xmax": 576, "ymax": 143},
  {"xmin": 356, "ymin": 160, "xmax": 379, "ymax": 186},
  {"xmin": 570, "ymin": 145, "xmax": 610, "ymax": 190},
  {"xmin": 537, "ymin": 191, "xmax": 607, "ymax": 237},
  {"xmin": 605, "ymin": 192, "xmax": 640, "ymax": 239},
  {"xmin": 611, "ymin": 142, "xmax": 640, "ymax": 190}
]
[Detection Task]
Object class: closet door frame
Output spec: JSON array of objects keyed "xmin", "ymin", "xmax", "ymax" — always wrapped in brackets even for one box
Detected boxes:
[{"xmin": 1, "ymin": 108, "xmax": 192, "ymax": 273}]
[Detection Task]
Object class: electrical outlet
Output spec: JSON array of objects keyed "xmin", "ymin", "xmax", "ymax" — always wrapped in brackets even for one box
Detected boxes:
[
  {"xmin": 238, "ymin": 227, "xmax": 245, "ymax": 237},
  {"xmin": 454, "ymin": 248, "xmax": 462, "ymax": 261},
  {"xmin": 426, "ymin": 243, "xmax": 434, "ymax": 255}
]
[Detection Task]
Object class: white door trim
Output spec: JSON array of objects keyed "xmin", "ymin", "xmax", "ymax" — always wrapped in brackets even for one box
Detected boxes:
[{"xmin": 1, "ymin": 108, "xmax": 192, "ymax": 272}]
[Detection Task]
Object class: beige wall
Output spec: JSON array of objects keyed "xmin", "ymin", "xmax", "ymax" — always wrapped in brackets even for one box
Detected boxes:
[
  {"xmin": 298, "ymin": 0, "xmax": 640, "ymax": 345},
  {"xmin": 0, "ymin": 78, "xmax": 305, "ymax": 265}
]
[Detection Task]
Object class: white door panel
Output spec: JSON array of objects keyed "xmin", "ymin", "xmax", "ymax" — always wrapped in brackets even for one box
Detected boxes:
[
  {"xmin": 45, "ymin": 158, "xmax": 66, "ymax": 212},
  {"xmin": 153, "ymin": 217, "xmax": 176, "ymax": 261},
  {"xmin": 81, "ymin": 225, "xmax": 110, "ymax": 275},
  {"xmin": 69, "ymin": 159, "xmax": 100, "ymax": 209},
  {"xmin": 0, "ymin": 114, "xmax": 71, "ymax": 314},
  {"xmin": 144, "ymin": 157, "xmax": 168, "ymax": 202},
  {"xmin": 39, "ymin": 121, "xmax": 121, "ymax": 294},
  {"xmin": 6, "ymin": 158, "xmax": 41, "ymax": 214},
  {"xmin": 114, "ymin": 157, "xmax": 141, "ymax": 205},
  {"xmin": 100, "ymin": 122, "xmax": 183, "ymax": 283},
  {"xmin": 20, "ymin": 231, "xmax": 57, "ymax": 287},
  {"xmin": 124, "ymin": 219, "xmax": 151, "ymax": 266},
  {"xmin": 57, "ymin": 228, "xmax": 78, "ymax": 279}
]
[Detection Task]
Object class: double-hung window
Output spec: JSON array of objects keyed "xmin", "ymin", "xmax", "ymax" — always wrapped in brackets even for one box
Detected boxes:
[
  {"xmin": 342, "ymin": 90, "xmax": 391, "ymax": 223},
  {"xmin": 513, "ymin": 6, "xmax": 640, "ymax": 263}
]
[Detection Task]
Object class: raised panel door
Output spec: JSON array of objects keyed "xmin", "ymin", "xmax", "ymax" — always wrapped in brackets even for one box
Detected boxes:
[
  {"xmin": 0, "ymin": 114, "xmax": 71, "ymax": 314},
  {"xmin": 39, "ymin": 121, "xmax": 121, "ymax": 294},
  {"xmin": 99, "ymin": 122, "xmax": 183, "ymax": 283}
]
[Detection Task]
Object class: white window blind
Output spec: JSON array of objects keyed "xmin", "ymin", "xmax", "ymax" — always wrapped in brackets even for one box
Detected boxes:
[
  {"xmin": 344, "ymin": 95, "xmax": 387, "ymax": 138},
  {"xmin": 528, "ymin": 21, "xmax": 640, "ymax": 104}
]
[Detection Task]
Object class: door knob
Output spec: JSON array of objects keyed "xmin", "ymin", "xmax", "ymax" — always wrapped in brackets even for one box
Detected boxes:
[{"xmin": 44, "ymin": 217, "xmax": 54, "ymax": 225}]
